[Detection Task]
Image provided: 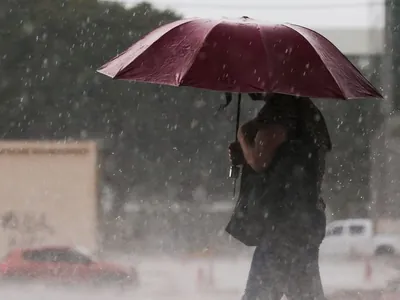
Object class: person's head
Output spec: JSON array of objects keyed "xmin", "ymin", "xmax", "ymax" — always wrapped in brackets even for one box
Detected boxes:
[
  {"xmin": 252, "ymin": 93, "xmax": 332, "ymax": 152},
  {"xmin": 256, "ymin": 93, "xmax": 298, "ymax": 119}
]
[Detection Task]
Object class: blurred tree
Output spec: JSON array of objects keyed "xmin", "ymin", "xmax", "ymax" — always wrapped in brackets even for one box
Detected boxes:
[{"xmin": 0, "ymin": 0, "xmax": 235, "ymax": 218}]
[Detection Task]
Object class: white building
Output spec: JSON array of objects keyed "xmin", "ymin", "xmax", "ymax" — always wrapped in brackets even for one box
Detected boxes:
[
  {"xmin": 332, "ymin": 27, "xmax": 400, "ymax": 218},
  {"xmin": 370, "ymin": 114, "xmax": 400, "ymax": 218},
  {"xmin": 315, "ymin": 27, "xmax": 387, "ymax": 217},
  {"xmin": 314, "ymin": 28, "xmax": 383, "ymax": 56}
]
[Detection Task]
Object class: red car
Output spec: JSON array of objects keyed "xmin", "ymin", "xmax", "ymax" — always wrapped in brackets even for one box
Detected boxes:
[{"xmin": 0, "ymin": 246, "xmax": 138, "ymax": 288}]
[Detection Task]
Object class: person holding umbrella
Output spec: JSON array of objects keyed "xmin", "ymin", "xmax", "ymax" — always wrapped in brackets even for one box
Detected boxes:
[
  {"xmin": 98, "ymin": 15, "xmax": 383, "ymax": 300},
  {"xmin": 228, "ymin": 93, "xmax": 331, "ymax": 300}
]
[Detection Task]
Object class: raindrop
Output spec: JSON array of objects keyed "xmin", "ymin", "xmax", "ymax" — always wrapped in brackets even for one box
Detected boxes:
[
  {"xmin": 42, "ymin": 58, "xmax": 49, "ymax": 68},
  {"xmin": 191, "ymin": 119, "xmax": 199, "ymax": 128}
]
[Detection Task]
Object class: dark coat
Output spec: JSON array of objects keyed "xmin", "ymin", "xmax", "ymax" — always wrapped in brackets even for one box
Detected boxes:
[{"xmin": 225, "ymin": 139, "xmax": 326, "ymax": 247}]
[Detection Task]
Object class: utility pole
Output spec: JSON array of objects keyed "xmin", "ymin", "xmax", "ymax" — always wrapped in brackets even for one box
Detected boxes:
[
  {"xmin": 373, "ymin": 0, "xmax": 393, "ymax": 229},
  {"xmin": 389, "ymin": 0, "xmax": 400, "ymax": 111},
  {"xmin": 389, "ymin": 0, "xmax": 400, "ymax": 219},
  {"xmin": 376, "ymin": 0, "xmax": 398, "ymax": 224}
]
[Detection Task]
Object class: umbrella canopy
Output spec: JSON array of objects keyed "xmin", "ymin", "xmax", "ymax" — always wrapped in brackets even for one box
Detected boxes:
[{"xmin": 98, "ymin": 17, "xmax": 382, "ymax": 100}]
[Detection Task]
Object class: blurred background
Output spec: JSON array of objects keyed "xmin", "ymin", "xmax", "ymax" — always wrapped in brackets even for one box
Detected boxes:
[{"xmin": 2, "ymin": 0, "xmax": 400, "ymax": 299}]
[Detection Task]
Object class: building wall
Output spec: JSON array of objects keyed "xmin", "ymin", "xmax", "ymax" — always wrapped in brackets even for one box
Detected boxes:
[
  {"xmin": 0, "ymin": 140, "xmax": 98, "ymax": 255},
  {"xmin": 315, "ymin": 28, "xmax": 383, "ymax": 56}
]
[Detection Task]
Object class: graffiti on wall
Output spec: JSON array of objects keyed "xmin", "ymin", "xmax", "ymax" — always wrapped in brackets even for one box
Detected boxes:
[{"xmin": 1, "ymin": 211, "xmax": 55, "ymax": 248}]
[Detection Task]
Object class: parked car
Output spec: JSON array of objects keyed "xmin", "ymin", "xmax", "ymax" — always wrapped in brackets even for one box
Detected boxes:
[
  {"xmin": 320, "ymin": 218, "xmax": 400, "ymax": 257},
  {"xmin": 0, "ymin": 246, "xmax": 138, "ymax": 288}
]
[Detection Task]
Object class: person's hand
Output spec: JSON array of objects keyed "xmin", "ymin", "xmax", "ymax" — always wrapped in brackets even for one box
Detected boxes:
[{"xmin": 228, "ymin": 141, "xmax": 244, "ymax": 166}]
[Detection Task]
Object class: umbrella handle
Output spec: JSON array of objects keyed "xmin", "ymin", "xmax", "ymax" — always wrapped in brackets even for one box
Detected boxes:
[{"xmin": 229, "ymin": 93, "xmax": 242, "ymax": 197}]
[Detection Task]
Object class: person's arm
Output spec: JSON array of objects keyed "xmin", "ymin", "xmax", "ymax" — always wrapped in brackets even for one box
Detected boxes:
[{"xmin": 238, "ymin": 122, "xmax": 287, "ymax": 172}]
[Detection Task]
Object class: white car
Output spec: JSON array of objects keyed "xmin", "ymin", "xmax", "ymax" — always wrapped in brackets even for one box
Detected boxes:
[{"xmin": 320, "ymin": 218, "xmax": 400, "ymax": 257}]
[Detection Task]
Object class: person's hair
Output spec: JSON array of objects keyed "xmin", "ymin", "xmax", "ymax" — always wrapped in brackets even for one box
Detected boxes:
[{"xmin": 255, "ymin": 93, "xmax": 332, "ymax": 152}]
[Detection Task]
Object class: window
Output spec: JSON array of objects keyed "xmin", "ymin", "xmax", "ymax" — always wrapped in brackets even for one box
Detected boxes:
[
  {"xmin": 326, "ymin": 226, "xmax": 343, "ymax": 236},
  {"xmin": 22, "ymin": 249, "xmax": 92, "ymax": 264},
  {"xmin": 349, "ymin": 225, "xmax": 365, "ymax": 236},
  {"xmin": 61, "ymin": 250, "xmax": 92, "ymax": 264},
  {"xmin": 22, "ymin": 249, "xmax": 61, "ymax": 262}
]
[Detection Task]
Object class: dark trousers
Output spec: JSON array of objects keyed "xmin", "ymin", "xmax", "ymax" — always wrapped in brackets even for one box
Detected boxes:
[{"xmin": 242, "ymin": 230, "xmax": 326, "ymax": 300}]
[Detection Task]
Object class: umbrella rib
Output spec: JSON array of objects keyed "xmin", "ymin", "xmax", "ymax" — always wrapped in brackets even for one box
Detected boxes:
[
  {"xmin": 255, "ymin": 23, "xmax": 272, "ymax": 92},
  {"xmin": 282, "ymin": 24, "xmax": 345, "ymax": 98},
  {"xmin": 178, "ymin": 21, "xmax": 221, "ymax": 85},
  {"xmin": 103, "ymin": 19, "xmax": 197, "ymax": 79},
  {"xmin": 286, "ymin": 24, "xmax": 380, "ymax": 87}
]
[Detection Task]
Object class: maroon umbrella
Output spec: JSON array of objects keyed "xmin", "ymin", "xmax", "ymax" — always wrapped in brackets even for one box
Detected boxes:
[{"xmin": 97, "ymin": 17, "xmax": 382, "ymax": 100}]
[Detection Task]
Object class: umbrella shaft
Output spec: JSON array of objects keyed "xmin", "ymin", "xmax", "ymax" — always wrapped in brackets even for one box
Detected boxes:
[
  {"xmin": 234, "ymin": 93, "xmax": 242, "ymax": 141},
  {"xmin": 231, "ymin": 93, "xmax": 242, "ymax": 197},
  {"xmin": 230, "ymin": 93, "xmax": 242, "ymax": 181}
]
